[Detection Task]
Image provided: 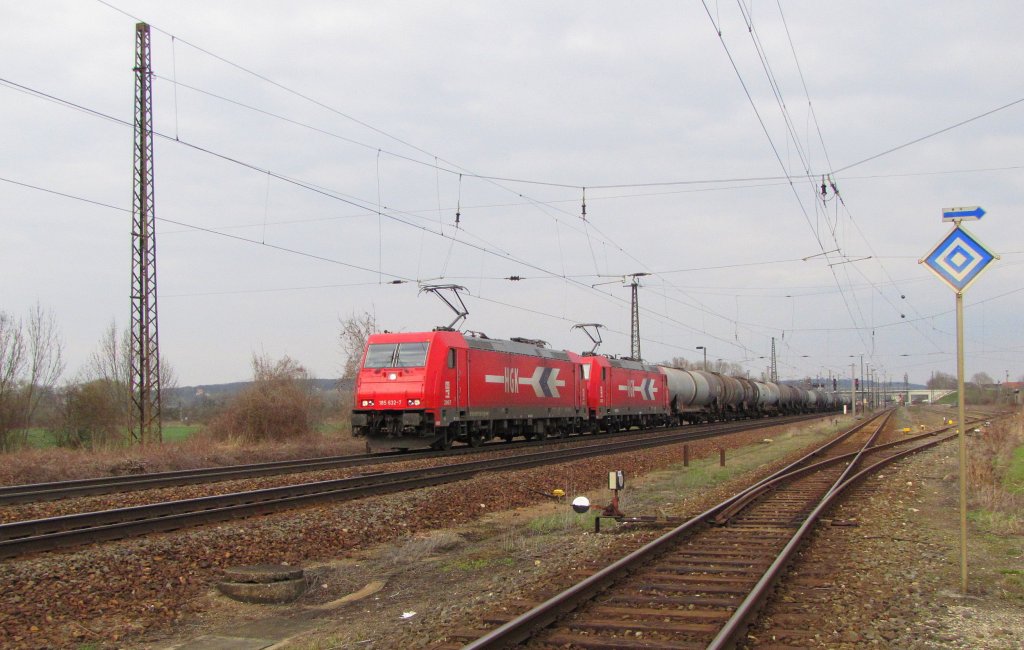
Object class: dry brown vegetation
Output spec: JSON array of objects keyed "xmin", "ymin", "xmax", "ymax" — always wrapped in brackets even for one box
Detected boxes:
[
  {"xmin": 0, "ymin": 425, "xmax": 363, "ymax": 486},
  {"xmin": 968, "ymin": 406, "xmax": 1024, "ymax": 533},
  {"xmin": 204, "ymin": 354, "xmax": 324, "ymax": 443}
]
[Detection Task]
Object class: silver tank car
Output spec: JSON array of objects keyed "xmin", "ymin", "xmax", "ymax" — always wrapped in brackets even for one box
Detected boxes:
[
  {"xmin": 735, "ymin": 377, "xmax": 758, "ymax": 409},
  {"xmin": 659, "ymin": 367, "xmax": 722, "ymax": 421},
  {"xmin": 691, "ymin": 370, "xmax": 724, "ymax": 407},
  {"xmin": 758, "ymin": 381, "xmax": 781, "ymax": 408},
  {"xmin": 716, "ymin": 373, "xmax": 745, "ymax": 411},
  {"xmin": 777, "ymin": 384, "xmax": 799, "ymax": 409}
]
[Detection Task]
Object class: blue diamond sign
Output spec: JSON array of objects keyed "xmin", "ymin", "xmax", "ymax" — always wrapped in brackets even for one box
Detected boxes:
[{"xmin": 921, "ymin": 225, "xmax": 998, "ymax": 293}]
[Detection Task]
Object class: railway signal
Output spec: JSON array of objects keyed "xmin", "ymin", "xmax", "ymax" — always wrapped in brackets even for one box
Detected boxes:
[{"xmin": 920, "ymin": 205, "xmax": 999, "ymax": 594}]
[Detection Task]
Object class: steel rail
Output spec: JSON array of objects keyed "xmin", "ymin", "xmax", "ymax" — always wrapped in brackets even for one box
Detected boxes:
[
  {"xmin": 0, "ymin": 414, "xmax": 825, "ymax": 559},
  {"xmin": 462, "ymin": 411, "xmax": 979, "ymax": 649},
  {"xmin": 0, "ymin": 451, "xmax": 405, "ymax": 505},
  {"xmin": 710, "ymin": 409, "xmax": 895, "ymax": 525},
  {"xmin": 708, "ymin": 428, "xmax": 958, "ymax": 648},
  {"xmin": 0, "ymin": 414, "xmax": 825, "ymax": 505}
]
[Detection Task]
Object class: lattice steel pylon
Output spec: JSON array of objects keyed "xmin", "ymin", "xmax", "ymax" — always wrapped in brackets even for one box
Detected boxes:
[
  {"xmin": 129, "ymin": 22, "xmax": 162, "ymax": 444},
  {"xmin": 630, "ymin": 280, "xmax": 640, "ymax": 360},
  {"xmin": 770, "ymin": 336, "xmax": 778, "ymax": 383},
  {"xmin": 628, "ymin": 274, "xmax": 647, "ymax": 360}
]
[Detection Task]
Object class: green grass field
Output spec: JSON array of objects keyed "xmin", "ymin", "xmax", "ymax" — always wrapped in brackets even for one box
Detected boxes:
[
  {"xmin": 13, "ymin": 423, "xmax": 201, "ymax": 448},
  {"xmin": 1005, "ymin": 444, "xmax": 1024, "ymax": 494},
  {"xmin": 161, "ymin": 423, "xmax": 201, "ymax": 443}
]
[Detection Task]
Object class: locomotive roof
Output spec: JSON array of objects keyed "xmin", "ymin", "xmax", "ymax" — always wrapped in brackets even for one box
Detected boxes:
[
  {"xmin": 584, "ymin": 355, "xmax": 659, "ymax": 372},
  {"xmin": 464, "ymin": 336, "xmax": 572, "ymax": 361}
]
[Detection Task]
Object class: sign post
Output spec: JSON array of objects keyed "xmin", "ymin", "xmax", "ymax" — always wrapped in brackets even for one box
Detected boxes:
[{"xmin": 920, "ymin": 207, "xmax": 998, "ymax": 594}]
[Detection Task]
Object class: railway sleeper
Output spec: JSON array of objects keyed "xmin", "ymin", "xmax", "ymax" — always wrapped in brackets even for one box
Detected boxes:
[{"xmin": 545, "ymin": 632, "xmax": 707, "ymax": 650}]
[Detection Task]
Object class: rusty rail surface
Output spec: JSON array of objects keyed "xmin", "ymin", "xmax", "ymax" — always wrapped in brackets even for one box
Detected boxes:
[
  {"xmin": 0, "ymin": 414, "xmax": 826, "ymax": 506},
  {"xmin": 0, "ymin": 414, "xmax": 826, "ymax": 559},
  {"xmin": 461, "ymin": 410, "xmax": 976, "ymax": 649}
]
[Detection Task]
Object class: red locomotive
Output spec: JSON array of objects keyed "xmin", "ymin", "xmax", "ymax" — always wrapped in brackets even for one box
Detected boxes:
[
  {"xmin": 578, "ymin": 354, "xmax": 669, "ymax": 432},
  {"xmin": 351, "ymin": 331, "xmax": 586, "ymax": 451}
]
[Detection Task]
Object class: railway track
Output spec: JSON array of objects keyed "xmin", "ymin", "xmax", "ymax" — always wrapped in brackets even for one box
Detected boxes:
[
  {"xmin": 0, "ymin": 414, "xmax": 825, "ymax": 506},
  {"xmin": 457, "ymin": 410, "xmax": 972, "ymax": 649},
  {"xmin": 0, "ymin": 413, "xmax": 826, "ymax": 559}
]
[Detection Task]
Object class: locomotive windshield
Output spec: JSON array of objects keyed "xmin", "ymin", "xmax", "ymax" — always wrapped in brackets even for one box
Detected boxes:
[{"xmin": 363, "ymin": 342, "xmax": 429, "ymax": 368}]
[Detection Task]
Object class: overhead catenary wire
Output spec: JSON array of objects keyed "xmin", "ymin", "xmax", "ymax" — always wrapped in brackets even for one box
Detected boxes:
[
  {"xmin": 8, "ymin": 172, "xmax": 1021, "ymax": 363},
  {"xmin": 91, "ymin": 2, "xmax": 926, "ymax": 366},
  {"xmin": 15, "ymin": 5, "xmax": 1019, "ymax": 375}
]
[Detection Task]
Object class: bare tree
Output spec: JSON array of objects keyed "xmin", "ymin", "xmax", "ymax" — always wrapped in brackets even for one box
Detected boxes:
[
  {"xmin": 0, "ymin": 306, "xmax": 64, "ymax": 449},
  {"xmin": 339, "ymin": 311, "xmax": 377, "ymax": 381},
  {"xmin": 23, "ymin": 304, "xmax": 64, "ymax": 431},
  {"xmin": 927, "ymin": 371, "xmax": 957, "ymax": 390},
  {"xmin": 81, "ymin": 322, "xmax": 132, "ymax": 440},
  {"xmin": 0, "ymin": 311, "xmax": 27, "ymax": 449},
  {"xmin": 661, "ymin": 356, "xmax": 694, "ymax": 370},
  {"xmin": 970, "ymin": 371, "xmax": 995, "ymax": 387},
  {"xmin": 70, "ymin": 321, "xmax": 176, "ymax": 445},
  {"xmin": 660, "ymin": 357, "xmax": 744, "ymax": 376}
]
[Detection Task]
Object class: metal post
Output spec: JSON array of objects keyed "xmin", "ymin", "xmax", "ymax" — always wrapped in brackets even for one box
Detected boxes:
[
  {"xmin": 630, "ymin": 278, "xmax": 641, "ymax": 360},
  {"xmin": 683, "ymin": 444, "xmax": 690, "ymax": 467},
  {"xmin": 850, "ymin": 363, "xmax": 856, "ymax": 417},
  {"xmin": 129, "ymin": 22, "xmax": 162, "ymax": 444},
  {"xmin": 860, "ymin": 355, "xmax": 864, "ymax": 413},
  {"xmin": 719, "ymin": 447, "xmax": 725, "ymax": 467},
  {"xmin": 956, "ymin": 291, "xmax": 968, "ymax": 593}
]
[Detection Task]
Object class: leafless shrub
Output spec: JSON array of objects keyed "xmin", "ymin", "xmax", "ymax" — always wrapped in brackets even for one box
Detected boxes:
[
  {"xmin": 47, "ymin": 322, "xmax": 179, "ymax": 448},
  {"xmin": 203, "ymin": 353, "xmax": 324, "ymax": 442},
  {"xmin": 0, "ymin": 305, "xmax": 65, "ymax": 449},
  {"xmin": 339, "ymin": 311, "xmax": 376, "ymax": 381},
  {"xmin": 968, "ymin": 409, "xmax": 1024, "ymax": 531},
  {"xmin": 56, "ymin": 379, "xmax": 126, "ymax": 448}
]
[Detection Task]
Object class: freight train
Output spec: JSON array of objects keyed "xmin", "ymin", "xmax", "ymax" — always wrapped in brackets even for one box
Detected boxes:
[{"xmin": 351, "ymin": 330, "xmax": 846, "ymax": 451}]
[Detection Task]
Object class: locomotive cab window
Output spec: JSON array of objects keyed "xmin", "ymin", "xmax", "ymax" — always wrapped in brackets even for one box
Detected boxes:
[
  {"xmin": 396, "ymin": 342, "xmax": 429, "ymax": 367},
  {"xmin": 447, "ymin": 348, "xmax": 456, "ymax": 368},
  {"xmin": 363, "ymin": 342, "xmax": 430, "ymax": 368},
  {"xmin": 364, "ymin": 343, "xmax": 398, "ymax": 368},
  {"xmin": 582, "ymin": 365, "xmax": 590, "ymax": 380}
]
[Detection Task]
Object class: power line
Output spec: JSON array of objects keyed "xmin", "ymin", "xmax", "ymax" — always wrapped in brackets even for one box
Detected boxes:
[{"xmin": 833, "ymin": 96, "xmax": 1024, "ymax": 174}]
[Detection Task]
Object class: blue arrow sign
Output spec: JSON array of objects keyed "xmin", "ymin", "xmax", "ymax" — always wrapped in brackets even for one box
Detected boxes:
[{"xmin": 942, "ymin": 206, "xmax": 985, "ymax": 221}]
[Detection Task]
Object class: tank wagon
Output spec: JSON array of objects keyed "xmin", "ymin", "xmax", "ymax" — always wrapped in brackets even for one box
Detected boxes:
[{"xmin": 352, "ymin": 330, "xmax": 845, "ymax": 451}]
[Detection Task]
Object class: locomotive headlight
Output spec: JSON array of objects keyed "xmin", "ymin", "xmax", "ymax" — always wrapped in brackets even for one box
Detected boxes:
[
  {"xmin": 388, "ymin": 373, "xmax": 398, "ymax": 381},
  {"xmin": 407, "ymin": 398, "xmax": 421, "ymax": 406},
  {"xmin": 360, "ymin": 399, "xmax": 375, "ymax": 407}
]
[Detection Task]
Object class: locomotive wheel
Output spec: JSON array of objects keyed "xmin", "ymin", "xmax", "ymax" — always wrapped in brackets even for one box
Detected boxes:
[
  {"xmin": 468, "ymin": 432, "xmax": 483, "ymax": 448},
  {"xmin": 432, "ymin": 433, "xmax": 452, "ymax": 451}
]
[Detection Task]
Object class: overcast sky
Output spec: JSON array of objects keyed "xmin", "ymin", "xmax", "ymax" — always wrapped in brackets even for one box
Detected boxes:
[{"xmin": 2, "ymin": 1, "xmax": 1022, "ymax": 387}]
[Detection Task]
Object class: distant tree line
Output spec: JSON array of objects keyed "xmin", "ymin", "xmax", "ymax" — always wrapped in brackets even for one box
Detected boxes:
[{"xmin": 0, "ymin": 307, "xmax": 382, "ymax": 452}]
